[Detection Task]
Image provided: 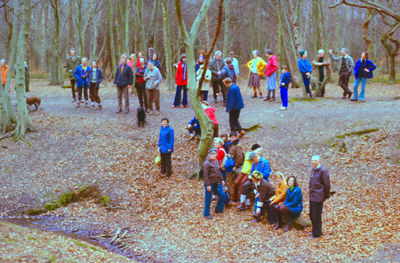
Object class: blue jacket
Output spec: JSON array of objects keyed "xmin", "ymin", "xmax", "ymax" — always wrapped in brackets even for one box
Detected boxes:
[
  {"xmin": 188, "ymin": 117, "xmax": 201, "ymax": 135},
  {"xmin": 226, "ymin": 83, "xmax": 244, "ymax": 112},
  {"xmin": 298, "ymin": 58, "xmax": 312, "ymax": 75},
  {"xmin": 250, "ymin": 157, "xmax": 271, "ymax": 181},
  {"xmin": 354, "ymin": 59, "xmax": 376, "ymax": 79},
  {"xmin": 114, "ymin": 64, "xmax": 133, "ymax": 87},
  {"xmin": 219, "ymin": 65, "xmax": 236, "ymax": 82},
  {"xmin": 283, "ymin": 186, "xmax": 303, "ymax": 217},
  {"xmin": 74, "ymin": 64, "xmax": 91, "ymax": 88},
  {"xmin": 225, "ymin": 157, "xmax": 235, "ymax": 173},
  {"xmin": 279, "ymin": 72, "xmax": 291, "ymax": 89},
  {"xmin": 87, "ymin": 68, "xmax": 104, "ymax": 86},
  {"xmin": 148, "ymin": 59, "xmax": 161, "ymax": 71},
  {"xmin": 158, "ymin": 125, "xmax": 174, "ymax": 153}
]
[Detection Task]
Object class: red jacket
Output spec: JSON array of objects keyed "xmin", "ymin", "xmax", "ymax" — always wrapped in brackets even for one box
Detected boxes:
[
  {"xmin": 175, "ymin": 62, "xmax": 188, "ymax": 86},
  {"xmin": 205, "ymin": 106, "xmax": 218, "ymax": 125},
  {"xmin": 264, "ymin": 55, "xmax": 278, "ymax": 77}
]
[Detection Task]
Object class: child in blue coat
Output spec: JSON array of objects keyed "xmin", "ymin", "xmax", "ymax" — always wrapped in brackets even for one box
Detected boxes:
[
  {"xmin": 187, "ymin": 116, "xmax": 201, "ymax": 140},
  {"xmin": 279, "ymin": 65, "xmax": 291, "ymax": 110},
  {"xmin": 158, "ymin": 117, "xmax": 174, "ymax": 178}
]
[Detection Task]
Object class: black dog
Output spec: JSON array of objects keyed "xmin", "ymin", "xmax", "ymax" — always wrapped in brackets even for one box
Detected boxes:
[{"xmin": 137, "ymin": 107, "xmax": 146, "ymax": 127}]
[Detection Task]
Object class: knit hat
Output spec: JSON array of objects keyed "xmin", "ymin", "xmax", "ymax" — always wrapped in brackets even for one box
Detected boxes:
[
  {"xmin": 251, "ymin": 144, "xmax": 261, "ymax": 151},
  {"xmin": 249, "ymin": 171, "xmax": 263, "ymax": 180},
  {"xmin": 180, "ymin": 54, "xmax": 186, "ymax": 61},
  {"xmin": 299, "ymin": 50, "xmax": 306, "ymax": 57},
  {"xmin": 208, "ymin": 148, "xmax": 217, "ymax": 154}
]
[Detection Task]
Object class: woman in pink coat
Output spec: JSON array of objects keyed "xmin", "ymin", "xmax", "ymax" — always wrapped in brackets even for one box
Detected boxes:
[{"xmin": 264, "ymin": 49, "xmax": 278, "ymax": 101}]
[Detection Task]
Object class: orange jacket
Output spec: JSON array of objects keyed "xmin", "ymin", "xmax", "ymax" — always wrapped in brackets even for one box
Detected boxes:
[
  {"xmin": 270, "ymin": 179, "xmax": 288, "ymax": 204},
  {"xmin": 0, "ymin": 65, "xmax": 9, "ymax": 85}
]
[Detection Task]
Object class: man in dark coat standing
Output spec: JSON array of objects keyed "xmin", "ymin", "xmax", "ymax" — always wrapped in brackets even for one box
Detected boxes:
[
  {"xmin": 224, "ymin": 77, "xmax": 244, "ymax": 138},
  {"xmin": 309, "ymin": 155, "xmax": 331, "ymax": 239},
  {"xmin": 114, "ymin": 54, "xmax": 133, "ymax": 114}
]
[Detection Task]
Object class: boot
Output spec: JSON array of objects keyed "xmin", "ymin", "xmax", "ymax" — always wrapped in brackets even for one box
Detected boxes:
[
  {"xmin": 283, "ymin": 222, "xmax": 291, "ymax": 232},
  {"xmin": 347, "ymin": 91, "xmax": 353, "ymax": 99},
  {"xmin": 252, "ymin": 92, "xmax": 257, "ymax": 98},
  {"xmin": 75, "ymin": 102, "xmax": 80, "ymax": 108},
  {"xmin": 237, "ymin": 203, "xmax": 248, "ymax": 211}
]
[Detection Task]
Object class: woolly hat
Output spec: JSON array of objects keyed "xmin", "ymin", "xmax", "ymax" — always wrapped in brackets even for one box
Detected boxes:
[
  {"xmin": 249, "ymin": 171, "xmax": 263, "ymax": 180},
  {"xmin": 251, "ymin": 144, "xmax": 261, "ymax": 151},
  {"xmin": 208, "ymin": 148, "xmax": 218, "ymax": 154},
  {"xmin": 299, "ymin": 50, "xmax": 306, "ymax": 57}
]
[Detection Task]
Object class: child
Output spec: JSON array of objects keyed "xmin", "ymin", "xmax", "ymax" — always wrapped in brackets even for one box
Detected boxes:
[
  {"xmin": 187, "ymin": 116, "xmax": 201, "ymax": 140},
  {"xmin": 202, "ymin": 101, "xmax": 219, "ymax": 137},
  {"xmin": 87, "ymin": 60, "xmax": 104, "ymax": 110},
  {"xmin": 220, "ymin": 133, "xmax": 231, "ymax": 153},
  {"xmin": 279, "ymin": 65, "xmax": 291, "ymax": 111}
]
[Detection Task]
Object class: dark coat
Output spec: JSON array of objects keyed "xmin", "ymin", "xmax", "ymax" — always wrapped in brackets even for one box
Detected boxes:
[
  {"xmin": 203, "ymin": 155, "xmax": 224, "ymax": 186},
  {"xmin": 226, "ymin": 83, "xmax": 244, "ymax": 112},
  {"xmin": 228, "ymin": 139, "xmax": 244, "ymax": 167},
  {"xmin": 66, "ymin": 56, "xmax": 81, "ymax": 80},
  {"xmin": 209, "ymin": 58, "xmax": 225, "ymax": 81},
  {"xmin": 354, "ymin": 59, "xmax": 376, "ymax": 79},
  {"xmin": 309, "ymin": 166, "xmax": 331, "ymax": 203},
  {"xmin": 114, "ymin": 64, "xmax": 133, "ymax": 87},
  {"xmin": 256, "ymin": 179, "xmax": 275, "ymax": 202},
  {"xmin": 219, "ymin": 64, "xmax": 236, "ymax": 83},
  {"xmin": 73, "ymin": 64, "xmax": 91, "ymax": 88},
  {"xmin": 87, "ymin": 68, "xmax": 104, "ymax": 86}
]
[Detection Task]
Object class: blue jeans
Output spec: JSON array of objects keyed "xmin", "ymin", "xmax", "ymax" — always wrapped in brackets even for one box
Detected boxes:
[
  {"xmin": 173, "ymin": 85, "xmax": 188, "ymax": 106},
  {"xmin": 353, "ymin": 78, "xmax": 367, "ymax": 100},
  {"xmin": 267, "ymin": 71, "xmax": 277, "ymax": 91},
  {"xmin": 280, "ymin": 87, "xmax": 288, "ymax": 107},
  {"xmin": 204, "ymin": 183, "xmax": 225, "ymax": 216}
]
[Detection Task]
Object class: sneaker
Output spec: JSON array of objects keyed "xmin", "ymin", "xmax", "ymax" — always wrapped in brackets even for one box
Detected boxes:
[
  {"xmin": 97, "ymin": 104, "xmax": 102, "ymax": 110},
  {"xmin": 154, "ymin": 111, "xmax": 160, "ymax": 116},
  {"xmin": 124, "ymin": 109, "xmax": 129, "ymax": 114},
  {"xmin": 72, "ymin": 99, "xmax": 76, "ymax": 102},
  {"xmin": 91, "ymin": 102, "xmax": 95, "ymax": 108},
  {"xmin": 172, "ymin": 105, "xmax": 176, "ymax": 108},
  {"xmin": 149, "ymin": 111, "xmax": 154, "ymax": 115},
  {"xmin": 279, "ymin": 106, "xmax": 287, "ymax": 111},
  {"xmin": 251, "ymin": 95, "xmax": 257, "ymax": 98},
  {"xmin": 181, "ymin": 105, "xmax": 185, "ymax": 109},
  {"xmin": 115, "ymin": 109, "xmax": 122, "ymax": 113},
  {"xmin": 146, "ymin": 109, "xmax": 150, "ymax": 113},
  {"xmin": 350, "ymin": 99, "xmax": 358, "ymax": 102},
  {"xmin": 75, "ymin": 103, "xmax": 80, "ymax": 108},
  {"xmin": 85, "ymin": 102, "xmax": 89, "ymax": 108},
  {"xmin": 204, "ymin": 215, "xmax": 213, "ymax": 219}
]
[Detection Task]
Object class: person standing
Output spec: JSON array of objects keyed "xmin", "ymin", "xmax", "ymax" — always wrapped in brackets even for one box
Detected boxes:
[
  {"xmin": 128, "ymin": 53, "xmax": 137, "ymax": 95},
  {"xmin": 309, "ymin": 155, "xmax": 331, "ymax": 239},
  {"xmin": 74, "ymin": 57, "xmax": 91, "ymax": 108},
  {"xmin": 247, "ymin": 50, "xmax": 267, "ymax": 98},
  {"xmin": 66, "ymin": 49, "xmax": 81, "ymax": 102},
  {"xmin": 158, "ymin": 117, "xmax": 174, "ymax": 178},
  {"xmin": 329, "ymin": 48, "xmax": 354, "ymax": 99},
  {"xmin": 149, "ymin": 53, "xmax": 161, "ymax": 71},
  {"xmin": 114, "ymin": 55, "xmax": 133, "ymax": 114},
  {"xmin": 0, "ymin": 59, "xmax": 9, "ymax": 89},
  {"xmin": 298, "ymin": 50, "xmax": 313, "ymax": 98},
  {"xmin": 264, "ymin": 49, "xmax": 278, "ymax": 101},
  {"xmin": 173, "ymin": 54, "xmax": 188, "ymax": 108},
  {"xmin": 196, "ymin": 63, "xmax": 212, "ymax": 101},
  {"xmin": 144, "ymin": 61, "xmax": 163, "ymax": 115},
  {"xmin": 87, "ymin": 60, "xmax": 104, "ymax": 110},
  {"xmin": 279, "ymin": 65, "xmax": 291, "ymax": 111},
  {"xmin": 203, "ymin": 148, "xmax": 226, "ymax": 219},
  {"xmin": 351, "ymin": 51, "xmax": 376, "ymax": 102},
  {"xmin": 227, "ymin": 51, "xmax": 240, "ymax": 77},
  {"xmin": 312, "ymin": 49, "xmax": 331, "ymax": 97},
  {"xmin": 220, "ymin": 58, "xmax": 236, "ymax": 83},
  {"xmin": 135, "ymin": 57, "xmax": 148, "ymax": 110},
  {"xmin": 224, "ymin": 78, "xmax": 244, "ymax": 137},
  {"xmin": 147, "ymin": 47, "xmax": 154, "ymax": 61},
  {"xmin": 209, "ymin": 51, "xmax": 226, "ymax": 103}
]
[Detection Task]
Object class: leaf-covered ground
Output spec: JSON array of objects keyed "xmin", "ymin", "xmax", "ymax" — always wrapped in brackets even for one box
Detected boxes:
[{"xmin": 0, "ymin": 79, "xmax": 399, "ymax": 262}]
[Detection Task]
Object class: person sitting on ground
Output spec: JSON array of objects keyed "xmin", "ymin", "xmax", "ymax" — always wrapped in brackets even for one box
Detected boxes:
[
  {"xmin": 220, "ymin": 133, "xmax": 231, "ymax": 153},
  {"xmin": 245, "ymin": 171, "xmax": 276, "ymax": 223},
  {"xmin": 268, "ymin": 171, "xmax": 288, "ymax": 228},
  {"xmin": 279, "ymin": 65, "xmax": 291, "ymax": 111},
  {"xmin": 228, "ymin": 131, "xmax": 244, "ymax": 169},
  {"xmin": 187, "ymin": 116, "xmax": 201, "ymax": 140},
  {"xmin": 232, "ymin": 144, "xmax": 261, "ymax": 203},
  {"xmin": 214, "ymin": 137, "xmax": 227, "ymax": 181},
  {"xmin": 237, "ymin": 148, "xmax": 271, "ymax": 211},
  {"xmin": 203, "ymin": 148, "xmax": 226, "ymax": 219},
  {"xmin": 202, "ymin": 101, "xmax": 219, "ymax": 137},
  {"xmin": 273, "ymin": 175, "xmax": 303, "ymax": 232}
]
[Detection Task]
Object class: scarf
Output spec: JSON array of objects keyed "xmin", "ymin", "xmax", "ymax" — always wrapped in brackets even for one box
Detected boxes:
[{"xmin": 182, "ymin": 63, "xmax": 187, "ymax": 80}]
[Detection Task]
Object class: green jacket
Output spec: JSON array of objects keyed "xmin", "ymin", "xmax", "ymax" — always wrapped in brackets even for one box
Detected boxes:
[{"xmin": 66, "ymin": 56, "xmax": 81, "ymax": 80}]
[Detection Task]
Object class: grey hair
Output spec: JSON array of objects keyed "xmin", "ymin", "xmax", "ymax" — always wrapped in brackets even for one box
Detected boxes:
[
  {"xmin": 318, "ymin": 49, "xmax": 325, "ymax": 54},
  {"xmin": 215, "ymin": 50, "xmax": 222, "ymax": 56},
  {"xmin": 252, "ymin": 50, "xmax": 260, "ymax": 56},
  {"xmin": 341, "ymin": 48, "xmax": 348, "ymax": 53},
  {"xmin": 81, "ymin": 57, "xmax": 88, "ymax": 61},
  {"xmin": 0, "ymin": 58, "xmax": 6, "ymax": 63},
  {"xmin": 214, "ymin": 137, "xmax": 224, "ymax": 146},
  {"xmin": 312, "ymin": 155, "xmax": 321, "ymax": 161},
  {"xmin": 121, "ymin": 54, "xmax": 127, "ymax": 59}
]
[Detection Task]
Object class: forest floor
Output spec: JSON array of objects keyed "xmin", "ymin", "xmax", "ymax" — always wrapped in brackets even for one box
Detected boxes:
[{"xmin": 0, "ymin": 78, "xmax": 399, "ymax": 262}]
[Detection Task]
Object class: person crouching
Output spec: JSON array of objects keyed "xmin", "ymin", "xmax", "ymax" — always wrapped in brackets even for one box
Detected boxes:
[{"xmin": 203, "ymin": 148, "xmax": 226, "ymax": 219}]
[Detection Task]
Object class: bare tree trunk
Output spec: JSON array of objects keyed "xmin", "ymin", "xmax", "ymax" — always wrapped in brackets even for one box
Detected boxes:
[
  {"xmin": 362, "ymin": 10, "xmax": 376, "ymax": 55},
  {"xmin": 40, "ymin": 4, "xmax": 46, "ymax": 71},
  {"xmin": 49, "ymin": 0, "xmax": 64, "ymax": 85},
  {"xmin": 222, "ymin": 0, "xmax": 232, "ymax": 58},
  {"xmin": 161, "ymin": 0, "xmax": 174, "ymax": 90},
  {"xmin": 381, "ymin": 23, "xmax": 399, "ymax": 82},
  {"xmin": 68, "ymin": 0, "xmax": 75, "ymax": 49},
  {"xmin": 175, "ymin": 0, "xmax": 218, "ymax": 179},
  {"xmin": 137, "ymin": 0, "xmax": 146, "ymax": 51},
  {"xmin": 124, "ymin": 0, "xmax": 130, "ymax": 54},
  {"xmin": 108, "ymin": 0, "xmax": 117, "ymax": 78},
  {"xmin": 13, "ymin": 0, "xmax": 35, "ymax": 139},
  {"xmin": 204, "ymin": 13, "xmax": 210, "ymax": 47}
]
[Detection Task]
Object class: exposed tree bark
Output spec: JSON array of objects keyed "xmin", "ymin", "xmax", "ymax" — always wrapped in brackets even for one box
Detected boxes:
[
  {"xmin": 107, "ymin": 0, "xmax": 117, "ymax": 78},
  {"xmin": 4, "ymin": 5, "xmax": 13, "ymax": 58},
  {"xmin": 175, "ymin": 0, "xmax": 220, "ymax": 179},
  {"xmin": 137, "ymin": 0, "xmax": 146, "ymax": 51},
  {"xmin": 380, "ymin": 23, "xmax": 400, "ymax": 82},
  {"xmin": 13, "ymin": 0, "xmax": 35, "ymax": 139},
  {"xmin": 68, "ymin": 0, "xmax": 75, "ymax": 49},
  {"xmin": 161, "ymin": 0, "xmax": 174, "ymax": 90},
  {"xmin": 222, "ymin": 0, "xmax": 232, "ymax": 58},
  {"xmin": 49, "ymin": 0, "xmax": 64, "ymax": 85},
  {"xmin": 362, "ymin": 10, "xmax": 376, "ymax": 55},
  {"xmin": 124, "ymin": 0, "xmax": 130, "ymax": 54}
]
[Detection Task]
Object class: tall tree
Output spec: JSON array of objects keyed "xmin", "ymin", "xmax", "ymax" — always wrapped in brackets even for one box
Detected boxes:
[
  {"xmin": 14, "ymin": 0, "xmax": 35, "ymax": 138},
  {"xmin": 107, "ymin": 0, "xmax": 117, "ymax": 77},
  {"xmin": 174, "ymin": 0, "xmax": 222, "ymax": 178},
  {"xmin": 161, "ymin": 0, "xmax": 174, "ymax": 90},
  {"xmin": 222, "ymin": 0, "xmax": 232, "ymax": 58},
  {"xmin": 49, "ymin": 0, "xmax": 64, "ymax": 85}
]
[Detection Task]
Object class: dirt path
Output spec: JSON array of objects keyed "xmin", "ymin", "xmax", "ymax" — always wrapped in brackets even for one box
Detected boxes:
[{"xmin": 0, "ymin": 79, "xmax": 399, "ymax": 262}]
